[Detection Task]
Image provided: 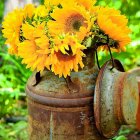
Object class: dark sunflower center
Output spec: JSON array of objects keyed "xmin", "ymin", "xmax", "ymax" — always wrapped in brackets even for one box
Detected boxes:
[
  {"xmin": 65, "ymin": 46, "xmax": 73, "ymax": 55},
  {"xmin": 55, "ymin": 51, "xmax": 76, "ymax": 61},
  {"xmin": 65, "ymin": 14, "xmax": 87, "ymax": 33},
  {"xmin": 73, "ymin": 21, "xmax": 82, "ymax": 31}
]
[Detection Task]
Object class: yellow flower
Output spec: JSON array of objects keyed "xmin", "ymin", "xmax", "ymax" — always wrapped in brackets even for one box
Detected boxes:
[
  {"xmin": 53, "ymin": 34, "xmax": 86, "ymax": 54},
  {"xmin": 22, "ymin": 22, "xmax": 46, "ymax": 40},
  {"xmin": 18, "ymin": 22, "xmax": 51, "ymax": 72},
  {"xmin": 2, "ymin": 4, "xmax": 36, "ymax": 55},
  {"xmin": 44, "ymin": 0, "xmax": 96, "ymax": 10},
  {"xmin": 48, "ymin": 4, "xmax": 93, "ymax": 41},
  {"xmin": 34, "ymin": 5, "xmax": 48, "ymax": 18},
  {"xmin": 2, "ymin": 9, "xmax": 24, "ymax": 54},
  {"xmin": 33, "ymin": 22, "xmax": 47, "ymax": 37},
  {"xmin": 75, "ymin": 0, "xmax": 96, "ymax": 10},
  {"xmin": 44, "ymin": 0, "xmax": 62, "ymax": 7},
  {"xmin": 23, "ymin": 4, "xmax": 35, "ymax": 18},
  {"xmin": 50, "ymin": 34, "xmax": 86, "ymax": 77},
  {"xmin": 44, "ymin": 0, "xmax": 73, "ymax": 9},
  {"xmin": 22, "ymin": 22, "xmax": 35, "ymax": 40},
  {"xmin": 95, "ymin": 7, "xmax": 131, "ymax": 51}
]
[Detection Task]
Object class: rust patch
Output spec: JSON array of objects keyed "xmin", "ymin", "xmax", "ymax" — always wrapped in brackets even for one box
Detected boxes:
[
  {"xmin": 26, "ymin": 50, "xmax": 105, "ymax": 140},
  {"xmin": 27, "ymin": 98, "xmax": 104, "ymax": 140},
  {"xmin": 94, "ymin": 60, "xmax": 139, "ymax": 139}
]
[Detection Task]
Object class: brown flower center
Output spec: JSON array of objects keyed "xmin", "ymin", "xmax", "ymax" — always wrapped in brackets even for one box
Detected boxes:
[
  {"xmin": 55, "ymin": 51, "xmax": 76, "ymax": 61},
  {"xmin": 65, "ymin": 13, "xmax": 87, "ymax": 33}
]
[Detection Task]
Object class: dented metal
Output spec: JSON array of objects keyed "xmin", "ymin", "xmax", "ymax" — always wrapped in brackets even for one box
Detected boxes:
[
  {"xmin": 26, "ymin": 50, "xmax": 106, "ymax": 140},
  {"xmin": 26, "ymin": 50, "xmax": 140, "ymax": 139},
  {"xmin": 94, "ymin": 60, "xmax": 139, "ymax": 138}
]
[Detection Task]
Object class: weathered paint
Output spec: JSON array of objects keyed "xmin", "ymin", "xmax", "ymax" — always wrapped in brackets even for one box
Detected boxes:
[
  {"xmin": 26, "ymin": 50, "xmax": 106, "ymax": 140},
  {"xmin": 26, "ymin": 52, "xmax": 139, "ymax": 140},
  {"xmin": 94, "ymin": 60, "xmax": 139, "ymax": 138},
  {"xmin": 130, "ymin": 68, "xmax": 140, "ymax": 130},
  {"xmin": 50, "ymin": 112, "xmax": 53, "ymax": 140}
]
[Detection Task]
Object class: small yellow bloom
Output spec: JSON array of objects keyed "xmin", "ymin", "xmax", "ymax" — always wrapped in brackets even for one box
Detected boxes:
[
  {"xmin": 2, "ymin": 9, "xmax": 24, "ymax": 54},
  {"xmin": 22, "ymin": 22, "xmax": 46, "ymax": 40},
  {"xmin": 33, "ymin": 22, "xmax": 46, "ymax": 37},
  {"xmin": 18, "ymin": 22, "xmax": 51, "ymax": 72},
  {"xmin": 50, "ymin": 34, "xmax": 86, "ymax": 77},
  {"xmin": 44, "ymin": 0, "xmax": 96, "ymax": 10},
  {"xmin": 44, "ymin": 0, "xmax": 73, "ymax": 8},
  {"xmin": 35, "ymin": 5, "xmax": 48, "ymax": 18},
  {"xmin": 22, "ymin": 22, "xmax": 35, "ymax": 40},
  {"xmin": 23, "ymin": 4, "xmax": 35, "ymax": 18},
  {"xmin": 2, "ymin": 4, "xmax": 36, "ymax": 55},
  {"xmin": 53, "ymin": 34, "xmax": 86, "ymax": 55},
  {"xmin": 44, "ymin": 0, "xmax": 61, "ymax": 7},
  {"xmin": 75, "ymin": 0, "xmax": 96, "ymax": 10}
]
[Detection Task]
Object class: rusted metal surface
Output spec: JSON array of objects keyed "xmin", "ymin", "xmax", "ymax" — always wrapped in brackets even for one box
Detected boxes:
[
  {"xmin": 27, "ymin": 99, "xmax": 104, "ymax": 140},
  {"xmin": 94, "ymin": 60, "xmax": 139, "ymax": 138},
  {"xmin": 130, "ymin": 68, "xmax": 140, "ymax": 130},
  {"xmin": 26, "ymin": 50, "xmax": 106, "ymax": 140},
  {"xmin": 26, "ymin": 48, "xmax": 140, "ymax": 140}
]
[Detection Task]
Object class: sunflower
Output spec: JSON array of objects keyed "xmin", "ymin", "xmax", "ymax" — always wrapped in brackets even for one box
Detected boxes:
[
  {"xmin": 44, "ymin": 0, "xmax": 96, "ymax": 10},
  {"xmin": 34, "ymin": 5, "xmax": 48, "ymax": 18},
  {"xmin": 94, "ymin": 7, "xmax": 131, "ymax": 51},
  {"xmin": 74, "ymin": 0, "xmax": 96, "ymax": 10},
  {"xmin": 44, "ymin": 0, "xmax": 62, "ymax": 7},
  {"xmin": 50, "ymin": 34, "xmax": 86, "ymax": 77},
  {"xmin": 18, "ymin": 22, "xmax": 51, "ymax": 72},
  {"xmin": 23, "ymin": 4, "xmax": 35, "ymax": 18},
  {"xmin": 44, "ymin": 0, "xmax": 73, "ymax": 8},
  {"xmin": 2, "ymin": 9, "xmax": 24, "ymax": 54},
  {"xmin": 2, "ymin": 4, "xmax": 36, "ymax": 55},
  {"xmin": 22, "ymin": 21, "xmax": 46, "ymax": 40},
  {"xmin": 48, "ymin": 4, "xmax": 93, "ymax": 41}
]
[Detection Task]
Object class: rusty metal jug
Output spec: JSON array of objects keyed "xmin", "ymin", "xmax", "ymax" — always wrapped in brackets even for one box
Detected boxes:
[
  {"xmin": 26, "ymin": 50, "xmax": 139, "ymax": 140},
  {"xmin": 26, "ymin": 50, "xmax": 106, "ymax": 140}
]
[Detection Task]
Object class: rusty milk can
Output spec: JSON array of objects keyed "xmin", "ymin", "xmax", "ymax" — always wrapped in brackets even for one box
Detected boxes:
[{"xmin": 26, "ymin": 49, "xmax": 139, "ymax": 140}]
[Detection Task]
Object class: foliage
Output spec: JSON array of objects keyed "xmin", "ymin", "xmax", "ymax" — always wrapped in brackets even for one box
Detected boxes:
[
  {"xmin": 0, "ymin": 38, "xmax": 31, "ymax": 90},
  {"xmin": 115, "ymin": 136, "xmax": 127, "ymax": 140},
  {"xmin": 40, "ymin": 0, "xmax": 44, "ymax": 4},
  {"xmin": 0, "ymin": 121, "xmax": 28, "ymax": 140},
  {"xmin": 0, "ymin": 1, "xmax": 30, "ymax": 139},
  {"xmin": 0, "ymin": 34, "xmax": 31, "ymax": 117},
  {"xmin": 0, "ymin": 36, "xmax": 29, "ymax": 139},
  {"xmin": 0, "ymin": 0, "xmax": 4, "ymax": 24}
]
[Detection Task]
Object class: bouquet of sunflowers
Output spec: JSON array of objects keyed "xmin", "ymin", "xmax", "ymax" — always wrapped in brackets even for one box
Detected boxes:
[{"xmin": 2, "ymin": 0, "xmax": 131, "ymax": 78}]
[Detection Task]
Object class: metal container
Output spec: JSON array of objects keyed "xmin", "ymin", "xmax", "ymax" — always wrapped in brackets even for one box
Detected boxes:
[
  {"xmin": 130, "ymin": 68, "xmax": 140, "ymax": 130},
  {"xmin": 26, "ymin": 49, "xmax": 140, "ymax": 139},
  {"xmin": 94, "ymin": 60, "xmax": 139, "ymax": 138},
  {"xmin": 26, "ymin": 50, "xmax": 105, "ymax": 140}
]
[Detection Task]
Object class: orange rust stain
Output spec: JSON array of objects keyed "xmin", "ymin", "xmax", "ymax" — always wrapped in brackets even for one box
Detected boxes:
[{"xmin": 136, "ymin": 81, "xmax": 140, "ymax": 130}]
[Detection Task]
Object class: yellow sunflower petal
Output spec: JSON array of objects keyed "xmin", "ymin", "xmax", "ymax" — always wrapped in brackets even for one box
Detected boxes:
[
  {"xmin": 2, "ymin": 8, "xmax": 24, "ymax": 55},
  {"xmin": 50, "ymin": 34, "xmax": 85, "ymax": 77},
  {"xmin": 34, "ymin": 5, "xmax": 48, "ymax": 18},
  {"xmin": 94, "ymin": 7, "xmax": 131, "ymax": 51},
  {"xmin": 18, "ymin": 22, "xmax": 51, "ymax": 72},
  {"xmin": 48, "ymin": 4, "xmax": 93, "ymax": 41},
  {"xmin": 2, "ymin": 4, "xmax": 36, "ymax": 55},
  {"xmin": 22, "ymin": 22, "xmax": 35, "ymax": 40},
  {"xmin": 23, "ymin": 4, "xmax": 35, "ymax": 18},
  {"xmin": 75, "ymin": 0, "xmax": 96, "ymax": 10}
]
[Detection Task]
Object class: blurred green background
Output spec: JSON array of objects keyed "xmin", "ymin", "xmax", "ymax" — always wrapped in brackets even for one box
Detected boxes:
[{"xmin": 0, "ymin": 0, "xmax": 139, "ymax": 140}]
